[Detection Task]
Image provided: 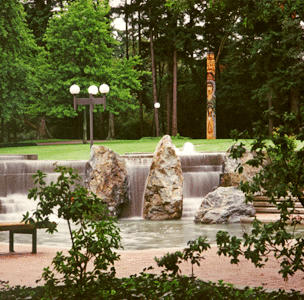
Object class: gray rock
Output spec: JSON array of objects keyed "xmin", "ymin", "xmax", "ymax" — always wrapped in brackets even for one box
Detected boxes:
[
  {"xmin": 143, "ymin": 135, "xmax": 183, "ymax": 220},
  {"xmin": 194, "ymin": 186, "xmax": 255, "ymax": 224},
  {"xmin": 86, "ymin": 145, "xmax": 129, "ymax": 216}
]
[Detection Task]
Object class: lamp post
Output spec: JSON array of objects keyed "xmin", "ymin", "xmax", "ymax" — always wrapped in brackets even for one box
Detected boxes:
[
  {"xmin": 70, "ymin": 83, "xmax": 110, "ymax": 147},
  {"xmin": 154, "ymin": 102, "xmax": 160, "ymax": 137}
]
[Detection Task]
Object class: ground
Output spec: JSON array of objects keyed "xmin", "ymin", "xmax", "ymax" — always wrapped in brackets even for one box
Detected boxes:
[{"xmin": 0, "ymin": 243, "xmax": 303, "ymax": 292}]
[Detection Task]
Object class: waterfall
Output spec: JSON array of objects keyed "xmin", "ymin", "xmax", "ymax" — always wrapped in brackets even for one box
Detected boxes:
[
  {"xmin": 180, "ymin": 153, "xmax": 224, "ymax": 218},
  {"xmin": 120, "ymin": 155, "xmax": 152, "ymax": 218},
  {"xmin": 121, "ymin": 151, "xmax": 224, "ymax": 219},
  {"xmin": 0, "ymin": 160, "xmax": 87, "ymax": 222},
  {"xmin": 0, "ymin": 149, "xmax": 224, "ymax": 221}
]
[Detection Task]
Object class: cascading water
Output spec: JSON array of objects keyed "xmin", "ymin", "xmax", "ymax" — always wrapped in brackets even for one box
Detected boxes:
[
  {"xmin": 0, "ymin": 159, "xmax": 87, "ymax": 220},
  {"xmin": 121, "ymin": 144, "xmax": 224, "ymax": 219},
  {"xmin": 120, "ymin": 155, "xmax": 152, "ymax": 218},
  {"xmin": 180, "ymin": 154, "xmax": 223, "ymax": 218},
  {"xmin": 0, "ymin": 146, "xmax": 223, "ymax": 221}
]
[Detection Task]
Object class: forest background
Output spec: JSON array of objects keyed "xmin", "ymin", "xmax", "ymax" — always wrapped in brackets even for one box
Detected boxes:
[{"xmin": 1, "ymin": 0, "xmax": 304, "ymax": 143}]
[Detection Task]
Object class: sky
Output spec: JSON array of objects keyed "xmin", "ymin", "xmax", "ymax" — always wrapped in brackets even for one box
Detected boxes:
[{"xmin": 110, "ymin": 0, "xmax": 126, "ymax": 31}]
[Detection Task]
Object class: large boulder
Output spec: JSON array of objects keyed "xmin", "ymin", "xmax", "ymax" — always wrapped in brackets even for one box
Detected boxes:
[
  {"xmin": 143, "ymin": 135, "xmax": 183, "ymax": 220},
  {"xmin": 86, "ymin": 145, "xmax": 129, "ymax": 216},
  {"xmin": 220, "ymin": 150, "xmax": 261, "ymax": 187},
  {"xmin": 194, "ymin": 186, "xmax": 255, "ymax": 224}
]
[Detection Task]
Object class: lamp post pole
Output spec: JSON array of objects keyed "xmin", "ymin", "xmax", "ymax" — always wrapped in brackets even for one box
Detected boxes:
[
  {"xmin": 154, "ymin": 102, "xmax": 160, "ymax": 137},
  {"xmin": 70, "ymin": 84, "xmax": 110, "ymax": 147}
]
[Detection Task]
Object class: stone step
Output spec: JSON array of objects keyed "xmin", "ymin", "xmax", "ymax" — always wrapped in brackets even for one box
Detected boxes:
[
  {"xmin": 254, "ymin": 207, "xmax": 304, "ymax": 214},
  {"xmin": 253, "ymin": 195, "xmax": 304, "ymax": 215},
  {"xmin": 253, "ymin": 201, "xmax": 304, "ymax": 209},
  {"xmin": 254, "ymin": 195, "xmax": 304, "ymax": 203}
]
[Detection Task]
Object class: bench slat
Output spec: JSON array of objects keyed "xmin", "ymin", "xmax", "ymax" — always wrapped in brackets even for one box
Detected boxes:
[{"xmin": 0, "ymin": 223, "xmax": 35, "ymax": 231}]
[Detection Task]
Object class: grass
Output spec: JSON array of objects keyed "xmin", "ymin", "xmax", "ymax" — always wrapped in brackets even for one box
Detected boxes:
[{"xmin": 0, "ymin": 138, "xmax": 253, "ymax": 160}]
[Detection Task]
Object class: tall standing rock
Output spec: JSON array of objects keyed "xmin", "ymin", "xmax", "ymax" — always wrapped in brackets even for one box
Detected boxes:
[
  {"xmin": 143, "ymin": 135, "xmax": 183, "ymax": 220},
  {"xmin": 86, "ymin": 145, "xmax": 128, "ymax": 216}
]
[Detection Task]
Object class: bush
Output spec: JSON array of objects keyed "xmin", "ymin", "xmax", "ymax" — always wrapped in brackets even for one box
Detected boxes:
[
  {"xmin": 22, "ymin": 166, "xmax": 121, "ymax": 298},
  {"xmin": 216, "ymin": 115, "xmax": 304, "ymax": 279},
  {"xmin": 1, "ymin": 276, "xmax": 302, "ymax": 299}
]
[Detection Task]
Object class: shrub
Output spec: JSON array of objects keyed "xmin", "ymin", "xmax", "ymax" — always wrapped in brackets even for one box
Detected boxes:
[
  {"xmin": 22, "ymin": 166, "xmax": 121, "ymax": 298},
  {"xmin": 217, "ymin": 115, "xmax": 304, "ymax": 279}
]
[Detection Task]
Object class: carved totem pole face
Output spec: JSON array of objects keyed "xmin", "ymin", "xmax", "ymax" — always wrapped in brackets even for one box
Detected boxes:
[{"xmin": 207, "ymin": 83, "xmax": 213, "ymax": 100}]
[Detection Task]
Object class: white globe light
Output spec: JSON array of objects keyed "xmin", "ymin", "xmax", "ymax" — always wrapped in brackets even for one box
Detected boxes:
[
  {"xmin": 154, "ymin": 102, "xmax": 160, "ymax": 109},
  {"xmin": 69, "ymin": 84, "xmax": 80, "ymax": 95},
  {"xmin": 99, "ymin": 83, "xmax": 110, "ymax": 94},
  {"xmin": 88, "ymin": 85, "xmax": 98, "ymax": 95}
]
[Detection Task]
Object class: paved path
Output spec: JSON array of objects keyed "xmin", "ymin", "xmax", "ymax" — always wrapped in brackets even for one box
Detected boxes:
[{"xmin": 0, "ymin": 243, "xmax": 303, "ymax": 292}]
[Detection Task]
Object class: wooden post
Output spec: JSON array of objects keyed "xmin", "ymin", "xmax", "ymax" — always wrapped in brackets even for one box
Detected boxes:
[
  {"xmin": 32, "ymin": 228, "xmax": 37, "ymax": 254},
  {"xmin": 206, "ymin": 52, "xmax": 216, "ymax": 139},
  {"xmin": 89, "ymin": 102, "xmax": 94, "ymax": 148},
  {"xmin": 9, "ymin": 230, "xmax": 14, "ymax": 252}
]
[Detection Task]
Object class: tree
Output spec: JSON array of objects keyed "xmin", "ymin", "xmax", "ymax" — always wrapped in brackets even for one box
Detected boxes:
[
  {"xmin": 207, "ymin": 0, "xmax": 304, "ymax": 137},
  {"xmin": 22, "ymin": 0, "xmax": 73, "ymax": 46},
  {"xmin": 42, "ymin": 0, "xmax": 142, "ymax": 140},
  {"xmin": 0, "ymin": 0, "xmax": 39, "ymax": 142}
]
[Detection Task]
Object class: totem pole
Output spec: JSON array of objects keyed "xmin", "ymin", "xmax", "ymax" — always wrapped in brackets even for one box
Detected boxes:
[{"xmin": 206, "ymin": 52, "xmax": 216, "ymax": 139}]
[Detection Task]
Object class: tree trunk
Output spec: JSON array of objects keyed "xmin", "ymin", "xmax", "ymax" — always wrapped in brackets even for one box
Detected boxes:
[
  {"xmin": 166, "ymin": 85, "xmax": 171, "ymax": 134},
  {"xmin": 171, "ymin": 48, "xmax": 178, "ymax": 136},
  {"xmin": 139, "ymin": 98, "xmax": 144, "ymax": 137},
  {"xmin": 13, "ymin": 119, "xmax": 17, "ymax": 142},
  {"xmin": 38, "ymin": 117, "xmax": 48, "ymax": 140},
  {"xmin": 138, "ymin": 7, "xmax": 144, "ymax": 137},
  {"xmin": 107, "ymin": 112, "xmax": 115, "ymax": 140},
  {"xmin": 83, "ymin": 108, "xmax": 87, "ymax": 144},
  {"xmin": 125, "ymin": 0, "xmax": 129, "ymax": 60},
  {"xmin": 0, "ymin": 117, "xmax": 3, "ymax": 143},
  {"xmin": 150, "ymin": 26, "xmax": 160, "ymax": 137},
  {"xmin": 290, "ymin": 89, "xmax": 299, "ymax": 116},
  {"xmin": 130, "ymin": 0, "xmax": 136, "ymax": 57},
  {"xmin": 268, "ymin": 90, "xmax": 273, "ymax": 138}
]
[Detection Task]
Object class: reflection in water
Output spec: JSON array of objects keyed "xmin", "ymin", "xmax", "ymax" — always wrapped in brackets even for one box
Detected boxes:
[
  {"xmin": 1, "ymin": 196, "xmax": 304, "ymax": 250},
  {"xmin": 0, "ymin": 213, "xmax": 250, "ymax": 250},
  {"xmin": 1, "ymin": 209, "xmax": 304, "ymax": 250},
  {"xmin": 1, "ymin": 195, "xmax": 248, "ymax": 249},
  {"xmin": 118, "ymin": 219, "xmax": 251, "ymax": 250}
]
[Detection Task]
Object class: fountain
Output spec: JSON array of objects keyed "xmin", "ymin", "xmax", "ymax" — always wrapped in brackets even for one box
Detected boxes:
[
  {"xmin": 0, "ymin": 143, "xmax": 231, "ymax": 249},
  {"xmin": 0, "ymin": 144, "xmax": 224, "ymax": 219},
  {"xmin": 120, "ymin": 143, "xmax": 224, "ymax": 218}
]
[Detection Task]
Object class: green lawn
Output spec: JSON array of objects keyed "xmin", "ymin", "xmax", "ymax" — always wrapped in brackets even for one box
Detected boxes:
[{"xmin": 0, "ymin": 138, "xmax": 253, "ymax": 160}]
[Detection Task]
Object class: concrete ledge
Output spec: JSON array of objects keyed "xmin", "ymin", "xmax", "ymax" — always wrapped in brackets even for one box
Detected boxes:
[{"xmin": 0, "ymin": 154, "xmax": 38, "ymax": 160}]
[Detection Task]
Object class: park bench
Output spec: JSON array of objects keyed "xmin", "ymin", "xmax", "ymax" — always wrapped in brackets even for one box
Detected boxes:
[{"xmin": 0, "ymin": 222, "xmax": 37, "ymax": 254}]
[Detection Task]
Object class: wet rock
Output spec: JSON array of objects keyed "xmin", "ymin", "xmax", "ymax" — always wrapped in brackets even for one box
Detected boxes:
[
  {"xmin": 86, "ymin": 145, "xmax": 128, "ymax": 216},
  {"xmin": 194, "ymin": 186, "xmax": 255, "ymax": 224},
  {"xmin": 220, "ymin": 150, "xmax": 261, "ymax": 187},
  {"xmin": 143, "ymin": 135, "xmax": 183, "ymax": 220}
]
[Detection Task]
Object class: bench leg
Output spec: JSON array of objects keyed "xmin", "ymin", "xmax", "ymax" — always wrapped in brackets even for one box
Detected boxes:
[
  {"xmin": 32, "ymin": 229, "xmax": 37, "ymax": 254},
  {"xmin": 9, "ymin": 230, "xmax": 14, "ymax": 252}
]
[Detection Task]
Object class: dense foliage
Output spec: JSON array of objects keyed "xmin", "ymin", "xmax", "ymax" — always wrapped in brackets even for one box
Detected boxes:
[
  {"xmin": 1, "ymin": 0, "xmax": 303, "ymax": 141},
  {"xmin": 1, "ymin": 277, "xmax": 302, "ymax": 299},
  {"xmin": 215, "ymin": 116, "xmax": 304, "ymax": 280},
  {"xmin": 0, "ymin": 0, "xmax": 39, "ymax": 141}
]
